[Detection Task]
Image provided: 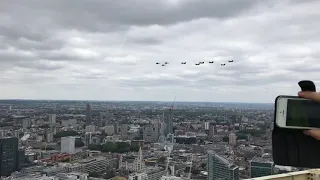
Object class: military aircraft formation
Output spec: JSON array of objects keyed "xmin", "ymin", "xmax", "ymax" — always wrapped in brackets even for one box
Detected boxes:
[{"xmin": 156, "ymin": 60, "xmax": 234, "ymax": 66}]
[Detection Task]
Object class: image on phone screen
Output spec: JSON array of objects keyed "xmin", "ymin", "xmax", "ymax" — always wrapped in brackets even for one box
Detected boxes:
[{"xmin": 286, "ymin": 99, "xmax": 320, "ymax": 128}]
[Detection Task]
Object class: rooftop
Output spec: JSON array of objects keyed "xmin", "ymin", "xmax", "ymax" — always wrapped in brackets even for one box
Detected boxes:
[{"xmin": 251, "ymin": 156, "xmax": 274, "ymax": 164}]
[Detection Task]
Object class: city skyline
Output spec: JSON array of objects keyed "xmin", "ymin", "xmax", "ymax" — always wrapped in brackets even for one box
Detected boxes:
[{"xmin": 1, "ymin": 0, "xmax": 319, "ymax": 103}]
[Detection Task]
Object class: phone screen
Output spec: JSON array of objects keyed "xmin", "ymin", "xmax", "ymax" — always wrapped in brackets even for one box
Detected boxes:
[{"xmin": 286, "ymin": 99, "xmax": 320, "ymax": 128}]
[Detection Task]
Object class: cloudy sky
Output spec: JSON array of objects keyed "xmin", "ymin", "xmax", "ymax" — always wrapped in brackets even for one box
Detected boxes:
[{"xmin": 1, "ymin": 0, "xmax": 320, "ymax": 103}]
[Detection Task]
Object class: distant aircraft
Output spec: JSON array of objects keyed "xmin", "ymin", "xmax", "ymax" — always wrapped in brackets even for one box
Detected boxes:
[
  {"xmin": 221, "ymin": 63, "xmax": 226, "ymax": 66},
  {"xmin": 156, "ymin": 62, "xmax": 160, "ymax": 64},
  {"xmin": 200, "ymin": 61, "xmax": 204, "ymax": 64},
  {"xmin": 195, "ymin": 63, "xmax": 200, "ymax": 65},
  {"xmin": 164, "ymin": 62, "xmax": 169, "ymax": 64},
  {"xmin": 228, "ymin": 60, "xmax": 234, "ymax": 62},
  {"xmin": 209, "ymin": 61, "xmax": 214, "ymax": 63},
  {"xmin": 162, "ymin": 64, "xmax": 166, "ymax": 66},
  {"xmin": 181, "ymin": 62, "xmax": 187, "ymax": 64}
]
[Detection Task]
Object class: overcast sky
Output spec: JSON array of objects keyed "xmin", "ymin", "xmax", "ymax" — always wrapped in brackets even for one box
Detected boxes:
[{"xmin": 1, "ymin": 0, "xmax": 319, "ymax": 103}]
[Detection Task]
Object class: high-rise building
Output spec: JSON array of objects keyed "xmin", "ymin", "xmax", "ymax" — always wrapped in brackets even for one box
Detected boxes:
[
  {"xmin": 0, "ymin": 137, "xmax": 19, "ymax": 176},
  {"xmin": 121, "ymin": 124, "xmax": 129, "ymax": 139},
  {"xmin": 165, "ymin": 108, "xmax": 173, "ymax": 136},
  {"xmin": 143, "ymin": 123, "xmax": 159, "ymax": 143},
  {"xmin": 250, "ymin": 157, "xmax": 274, "ymax": 178},
  {"xmin": 86, "ymin": 103, "xmax": 93, "ymax": 125},
  {"xmin": 99, "ymin": 111, "xmax": 112, "ymax": 127},
  {"xmin": 48, "ymin": 114, "xmax": 56, "ymax": 127},
  {"xmin": 208, "ymin": 123, "xmax": 215, "ymax": 140},
  {"xmin": 207, "ymin": 151, "xmax": 239, "ymax": 180},
  {"xmin": 22, "ymin": 119, "xmax": 31, "ymax": 129},
  {"xmin": 61, "ymin": 136, "xmax": 75, "ymax": 154},
  {"xmin": 45, "ymin": 130, "xmax": 53, "ymax": 143},
  {"xmin": 204, "ymin": 122, "xmax": 210, "ymax": 130},
  {"xmin": 85, "ymin": 132, "xmax": 92, "ymax": 146},
  {"xmin": 229, "ymin": 133, "xmax": 237, "ymax": 146}
]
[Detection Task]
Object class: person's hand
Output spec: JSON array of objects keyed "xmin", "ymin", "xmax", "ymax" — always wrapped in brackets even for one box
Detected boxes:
[{"xmin": 298, "ymin": 91, "xmax": 320, "ymax": 140}]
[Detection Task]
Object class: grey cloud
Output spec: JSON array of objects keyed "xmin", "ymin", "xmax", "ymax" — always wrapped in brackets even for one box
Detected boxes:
[
  {"xmin": 1, "ymin": 0, "xmax": 262, "ymax": 32},
  {"xmin": 0, "ymin": 73, "xmax": 57, "ymax": 85},
  {"xmin": 0, "ymin": 0, "xmax": 319, "ymax": 102},
  {"xmin": 15, "ymin": 60, "xmax": 66, "ymax": 71},
  {"xmin": 2, "ymin": 37, "xmax": 65, "ymax": 51},
  {"xmin": 129, "ymin": 37, "xmax": 162, "ymax": 45}
]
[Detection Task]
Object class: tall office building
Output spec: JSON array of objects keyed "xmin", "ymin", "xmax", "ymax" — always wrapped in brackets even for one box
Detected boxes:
[
  {"xmin": 85, "ymin": 132, "xmax": 92, "ymax": 146},
  {"xmin": 250, "ymin": 157, "xmax": 274, "ymax": 178},
  {"xmin": 22, "ymin": 119, "xmax": 31, "ymax": 129},
  {"xmin": 143, "ymin": 123, "xmax": 159, "ymax": 143},
  {"xmin": 45, "ymin": 130, "xmax": 54, "ymax": 143},
  {"xmin": 165, "ymin": 108, "xmax": 173, "ymax": 136},
  {"xmin": 48, "ymin": 114, "xmax": 56, "ymax": 127},
  {"xmin": 86, "ymin": 103, "xmax": 93, "ymax": 125},
  {"xmin": 61, "ymin": 136, "xmax": 75, "ymax": 154},
  {"xmin": 229, "ymin": 133, "xmax": 237, "ymax": 146},
  {"xmin": 120, "ymin": 124, "xmax": 129, "ymax": 139},
  {"xmin": 114, "ymin": 122, "xmax": 119, "ymax": 134},
  {"xmin": 0, "ymin": 137, "xmax": 19, "ymax": 177},
  {"xmin": 207, "ymin": 150, "xmax": 239, "ymax": 180},
  {"xmin": 99, "ymin": 112, "xmax": 111, "ymax": 127},
  {"xmin": 204, "ymin": 122, "xmax": 210, "ymax": 130},
  {"xmin": 208, "ymin": 123, "xmax": 215, "ymax": 140}
]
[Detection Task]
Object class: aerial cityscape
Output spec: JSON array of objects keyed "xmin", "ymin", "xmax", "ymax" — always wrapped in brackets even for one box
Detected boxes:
[
  {"xmin": 0, "ymin": 99, "xmax": 284, "ymax": 180},
  {"xmin": 0, "ymin": 0, "xmax": 319, "ymax": 179}
]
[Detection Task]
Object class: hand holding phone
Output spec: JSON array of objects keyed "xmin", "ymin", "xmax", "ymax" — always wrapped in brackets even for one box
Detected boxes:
[
  {"xmin": 298, "ymin": 91, "xmax": 320, "ymax": 140},
  {"xmin": 276, "ymin": 93, "xmax": 320, "ymax": 130}
]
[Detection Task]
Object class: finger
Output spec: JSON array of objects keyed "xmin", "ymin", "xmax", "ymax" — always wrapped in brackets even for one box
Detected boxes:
[
  {"xmin": 304, "ymin": 130, "xmax": 320, "ymax": 140},
  {"xmin": 298, "ymin": 91, "xmax": 320, "ymax": 101},
  {"xmin": 303, "ymin": 130, "xmax": 311, "ymax": 136}
]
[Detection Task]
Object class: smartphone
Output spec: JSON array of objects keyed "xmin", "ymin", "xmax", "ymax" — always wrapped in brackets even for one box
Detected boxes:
[{"xmin": 276, "ymin": 96, "xmax": 320, "ymax": 129}]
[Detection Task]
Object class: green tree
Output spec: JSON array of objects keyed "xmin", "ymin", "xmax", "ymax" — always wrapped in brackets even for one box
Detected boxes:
[
  {"xmin": 158, "ymin": 156, "xmax": 166, "ymax": 163},
  {"xmin": 89, "ymin": 172, "xmax": 100, "ymax": 178},
  {"xmin": 88, "ymin": 144, "xmax": 102, "ymax": 151},
  {"xmin": 222, "ymin": 136, "xmax": 229, "ymax": 142},
  {"xmin": 236, "ymin": 133, "xmax": 248, "ymax": 140},
  {"xmin": 75, "ymin": 139, "xmax": 85, "ymax": 147},
  {"xmin": 130, "ymin": 145, "xmax": 140, "ymax": 152},
  {"xmin": 39, "ymin": 124, "xmax": 50, "ymax": 128},
  {"xmin": 54, "ymin": 131, "xmax": 79, "ymax": 138}
]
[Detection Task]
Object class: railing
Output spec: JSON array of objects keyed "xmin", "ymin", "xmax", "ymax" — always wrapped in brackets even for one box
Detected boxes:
[{"xmin": 244, "ymin": 169, "xmax": 320, "ymax": 180}]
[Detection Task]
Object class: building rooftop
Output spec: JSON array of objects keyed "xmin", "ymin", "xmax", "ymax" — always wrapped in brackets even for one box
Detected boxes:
[{"xmin": 251, "ymin": 156, "xmax": 274, "ymax": 164}]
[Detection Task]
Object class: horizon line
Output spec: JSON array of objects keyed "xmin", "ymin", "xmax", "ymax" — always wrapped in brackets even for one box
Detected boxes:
[{"xmin": 0, "ymin": 98, "xmax": 274, "ymax": 104}]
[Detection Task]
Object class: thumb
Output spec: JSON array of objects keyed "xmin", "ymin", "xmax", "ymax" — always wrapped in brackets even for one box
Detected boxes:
[{"xmin": 298, "ymin": 91, "xmax": 320, "ymax": 101}]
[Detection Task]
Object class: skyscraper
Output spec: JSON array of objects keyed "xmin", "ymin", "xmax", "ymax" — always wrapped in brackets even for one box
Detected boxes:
[
  {"xmin": 229, "ymin": 133, "xmax": 237, "ymax": 146},
  {"xmin": 208, "ymin": 123, "xmax": 215, "ymax": 140},
  {"xmin": 120, "ymin": 124, "xmax": 129, "ymax": 139},
  {"xmin": 86, "ymin": 103, "xmax": 93, "ymax": 125},
  {"xmin": 165, "ymin": 108, "xmax": 173, "ymax": 136},
  {"xmin": 48, "ymin": 114, "xmax": 56, "ymax": 127},
  {"xmin": 61, "ymin": 136, "xmax": 75, "ymax": 154},
  {"xmin": 0, "ymin": 137, "xmax": 19, "ymax": 177},
  {"xmin": 207, "ymin": 151, "xmax": 239, "ymax": 180},
  {"xmin": 250, "ymin": 156, "xmax": 274, "ymax": 178}
]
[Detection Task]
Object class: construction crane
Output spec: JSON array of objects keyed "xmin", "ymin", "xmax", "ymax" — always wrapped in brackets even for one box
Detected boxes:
[
  {"xmin": 187, "ymin": 154, "xmax": 193, "ymax": 179},
  {"xmin": 165, "ymin": 152, "xmax": 172, "ymax": 176}
]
